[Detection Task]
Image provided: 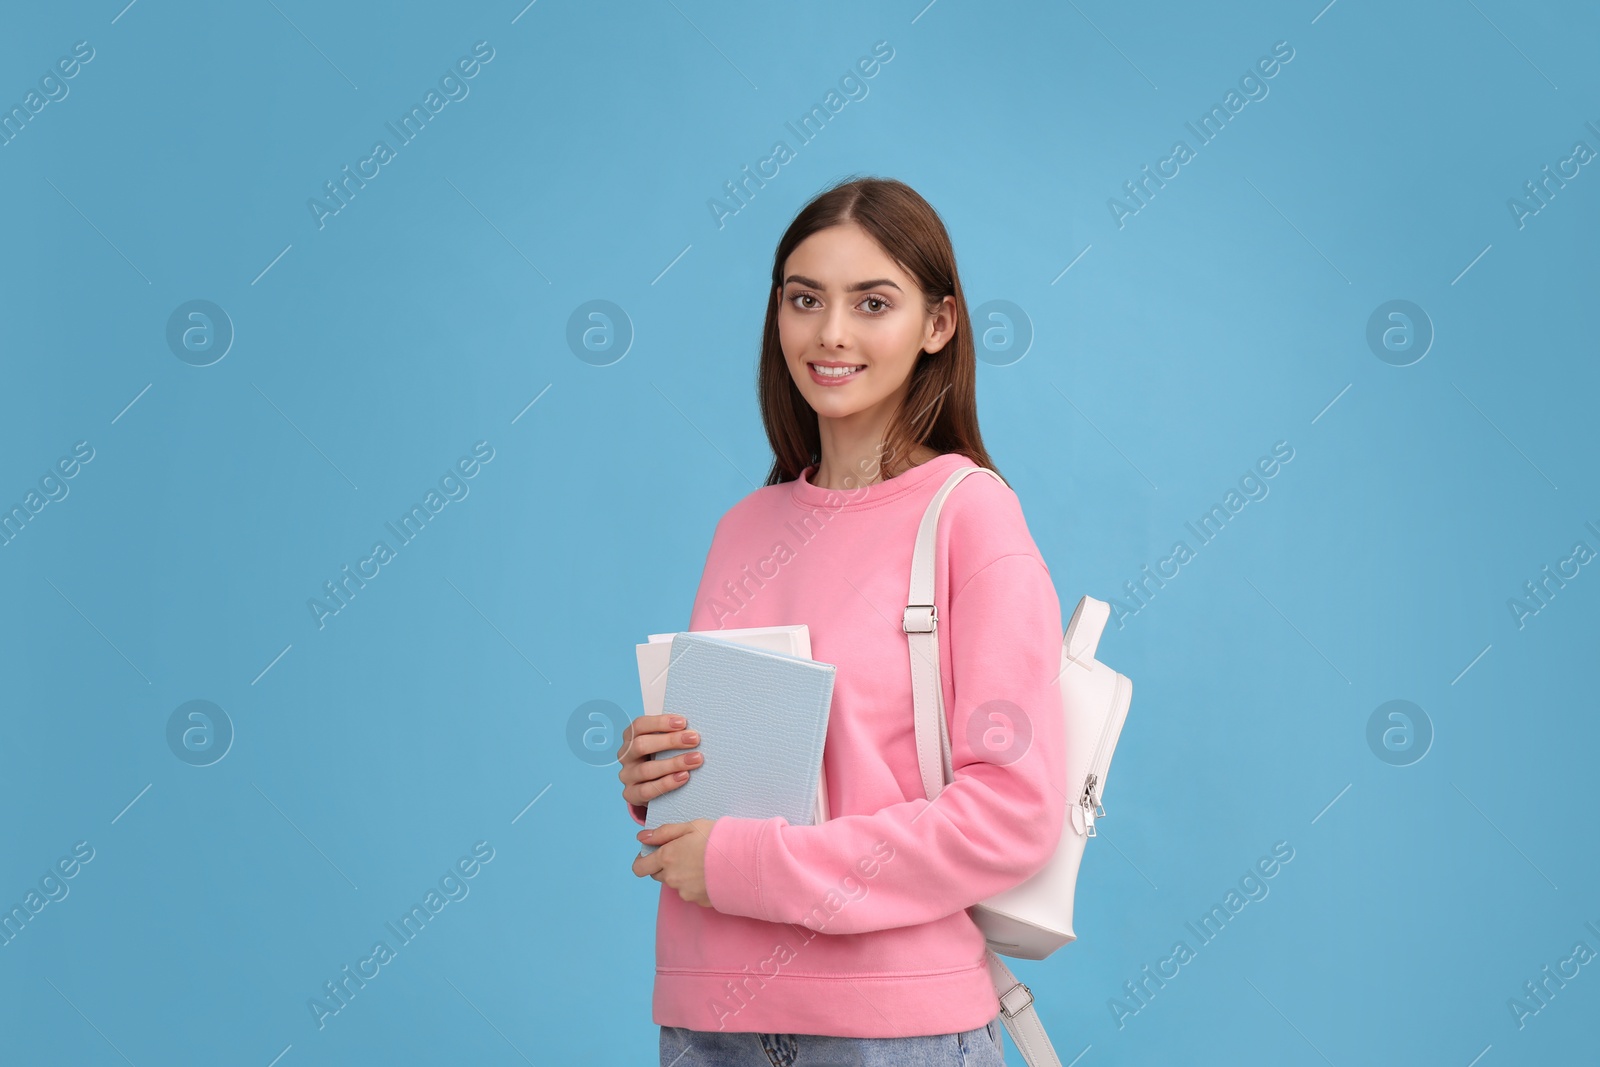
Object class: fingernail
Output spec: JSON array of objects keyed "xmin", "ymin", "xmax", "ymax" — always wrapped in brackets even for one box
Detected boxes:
[
  {"xmin": 675, "ymin": 770, "xmax": 689, "ymax": 780},
  {"xmin": 669, "ymin": 716, "xmax": 686, "ymax": 728},
  {"xmin": 641, "ymin": 829, "xmax": 653, "ymax": 839},
  {"xmin": 683, "ymin": 731, "xmax": 699, "ymax": 744}
]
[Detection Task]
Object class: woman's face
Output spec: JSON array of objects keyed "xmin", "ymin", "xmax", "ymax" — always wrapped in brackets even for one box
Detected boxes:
[{"xmin": 775, "ymin": 222, "xmax": 954, "ymax": 426}]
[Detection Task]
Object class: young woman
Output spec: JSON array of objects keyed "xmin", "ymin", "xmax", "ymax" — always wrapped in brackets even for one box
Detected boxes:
[{"xmin": 619, "ymin": 176, "xmax": 1067, "ymax": 1066}]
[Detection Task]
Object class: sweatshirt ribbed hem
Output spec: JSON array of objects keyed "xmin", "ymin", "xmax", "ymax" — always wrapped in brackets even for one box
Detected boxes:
[{"xmin": 653, "ymin": 959, "xmax": 999, "ymax": 1037}]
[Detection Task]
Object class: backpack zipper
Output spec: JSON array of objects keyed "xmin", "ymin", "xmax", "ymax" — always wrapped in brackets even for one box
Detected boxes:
[{"xmin": 1079, "ymin": 674, "xmax": 1131, "ymax": 837}]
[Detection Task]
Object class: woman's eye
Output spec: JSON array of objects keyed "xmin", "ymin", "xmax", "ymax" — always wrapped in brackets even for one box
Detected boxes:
[{"xmin": 789, "ymin": 293, "xmax": 889, "ymax": 312}]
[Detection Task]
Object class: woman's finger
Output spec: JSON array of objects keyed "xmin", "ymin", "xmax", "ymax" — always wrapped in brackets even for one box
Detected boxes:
[
  {"xmin": 622, "ymin": 765, "xmax": 694, "ymax": 808},
  {"xmin": 631, "ymin": 747, "xmax": 702, "ymax": 785},
  {"xmin": 631, "ymin": 744, "xmax": 701, "ymax": 779},
  {"xmin": 632, "ymin": 849, "xmax": 664, "ymax": 879},
  {"xmin": 641, "ymin": 820, "xmax": 696, "ymax": 843},
  {"xmin": 620, "ymin": 736, "xmax": 702, "ymax": 799},
  {"xmin": 618, "ymin": 723, "xmax": 699, "ymax": 765}
]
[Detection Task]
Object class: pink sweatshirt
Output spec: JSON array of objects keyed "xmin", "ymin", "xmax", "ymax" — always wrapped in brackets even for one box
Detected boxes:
[{"xmin": 628, "ymin": 450, "xmax": 1067, "ymax": 1038}]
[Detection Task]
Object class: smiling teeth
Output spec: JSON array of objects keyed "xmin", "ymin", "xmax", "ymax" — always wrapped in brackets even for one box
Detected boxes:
[{"xmin": 813, "ymin": 364, "xmax": 864, "ymax": 377}]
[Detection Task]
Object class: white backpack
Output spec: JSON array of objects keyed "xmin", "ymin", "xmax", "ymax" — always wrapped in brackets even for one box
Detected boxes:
[{"xmin": 903, "ymin": 466, "xmax": 1134, "ymax": 1067}]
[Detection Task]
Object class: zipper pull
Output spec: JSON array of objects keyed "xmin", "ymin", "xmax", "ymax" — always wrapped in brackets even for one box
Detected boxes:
[
  {"xmin": 1080, "ymin": 773, "xmax": 1104, "ymax": 837},
  {"xmin": 1083, "ymin": 772, "xmax": 1106, "ymax": 819}
]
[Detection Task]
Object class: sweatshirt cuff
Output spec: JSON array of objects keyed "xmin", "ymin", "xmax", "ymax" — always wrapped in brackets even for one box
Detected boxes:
[{"xmin": 703, "ymin": 816, "xmax": 769, "ymax": 919}]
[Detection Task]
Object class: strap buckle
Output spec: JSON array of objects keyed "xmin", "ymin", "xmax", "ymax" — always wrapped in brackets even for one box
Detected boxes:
[
  {"xmin": 998, "ymin": 980, "xmax": 1034, "ymax": 1019},
  {"xmin": 902, "ymin": 604, "xmax": 937, "ymax": 633}
]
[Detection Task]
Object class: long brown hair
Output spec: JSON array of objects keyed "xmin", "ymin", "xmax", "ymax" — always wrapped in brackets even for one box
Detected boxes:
[{"xmin": 758, "ymin": 175, "xmax": 1003, "ymax": 489}]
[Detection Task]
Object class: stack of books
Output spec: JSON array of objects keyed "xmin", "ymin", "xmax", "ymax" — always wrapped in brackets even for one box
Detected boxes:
[{"xmin": 634, "ymin": 626, "xmax": 836, "ymax": 855}]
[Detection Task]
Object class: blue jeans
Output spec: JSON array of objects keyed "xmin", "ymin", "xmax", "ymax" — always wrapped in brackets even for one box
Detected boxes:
[{"xmin": 660, "ymin": 1016, "xmax": 1006, "ymax": 1066}]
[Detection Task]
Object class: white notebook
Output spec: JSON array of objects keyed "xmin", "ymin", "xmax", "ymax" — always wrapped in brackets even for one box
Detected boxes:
[{"xmin": 636, "ymin": 625, "xmax": 830, "ymax": 825}]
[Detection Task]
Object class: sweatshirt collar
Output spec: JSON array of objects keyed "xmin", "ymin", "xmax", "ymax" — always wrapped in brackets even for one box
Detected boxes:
[{"xmin": 790, "ymin": 451, "xmax": 971, "ymax": 510}]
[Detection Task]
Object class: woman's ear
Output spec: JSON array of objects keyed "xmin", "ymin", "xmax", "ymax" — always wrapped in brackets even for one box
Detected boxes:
[{"xmin": 924, "ymin": 295, "xmax": 957, "ymax": 354}]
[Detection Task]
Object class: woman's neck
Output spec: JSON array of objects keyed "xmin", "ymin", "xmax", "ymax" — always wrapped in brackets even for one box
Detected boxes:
[{"xmin": 812, "ymin": 443, "xmax": 940, "ymax": 490}]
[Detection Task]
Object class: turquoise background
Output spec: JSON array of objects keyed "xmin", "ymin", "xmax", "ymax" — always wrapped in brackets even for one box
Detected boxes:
[{"xmin": 2, "ymin": 1, "xmax": 1596, "ymax": 1064}]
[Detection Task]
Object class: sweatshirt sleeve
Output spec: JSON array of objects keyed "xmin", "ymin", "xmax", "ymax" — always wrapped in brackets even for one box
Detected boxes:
[{"xmin": 700, "ymin": 551, "xmax": 1068, "ymax": 934}]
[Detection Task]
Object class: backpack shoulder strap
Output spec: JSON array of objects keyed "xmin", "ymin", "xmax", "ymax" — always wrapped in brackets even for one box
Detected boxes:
[
  {"xmin": 986, "ymin": 950, "xmax": 1066, "ymax": 1067},
  {"xmin": 904, "ymin": 466, "xmax": 1069, "ymax": 1067},
  {"xmin": 904, "ymin": 464, "xmax": 1005, "ymax": 803}
]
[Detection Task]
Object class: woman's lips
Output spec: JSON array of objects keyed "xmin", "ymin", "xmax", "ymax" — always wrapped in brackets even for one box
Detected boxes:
[{"xmin": 807, "ymin": 361, "xmax": 865, "ymax": 386}]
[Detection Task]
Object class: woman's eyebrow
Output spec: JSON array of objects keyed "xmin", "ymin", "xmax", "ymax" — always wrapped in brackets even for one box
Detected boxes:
[{"xmin": 783, "ymin": 274, "xmax": 903, "ymax": 293}]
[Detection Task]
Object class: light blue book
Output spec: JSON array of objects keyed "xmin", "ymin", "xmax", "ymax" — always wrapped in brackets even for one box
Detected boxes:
[{"xmin": 639, "ymin": 631, "xmax": 835, "ymax": 856}]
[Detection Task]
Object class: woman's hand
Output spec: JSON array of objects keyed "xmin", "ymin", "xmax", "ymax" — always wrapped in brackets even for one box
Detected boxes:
[
  {"xmin": 633, "ymin": 819, "xmax": 717, "ymax": 907},
  {"xmin": 618, "ymin": 714, "xmax": 705, "ymax": 814}
]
